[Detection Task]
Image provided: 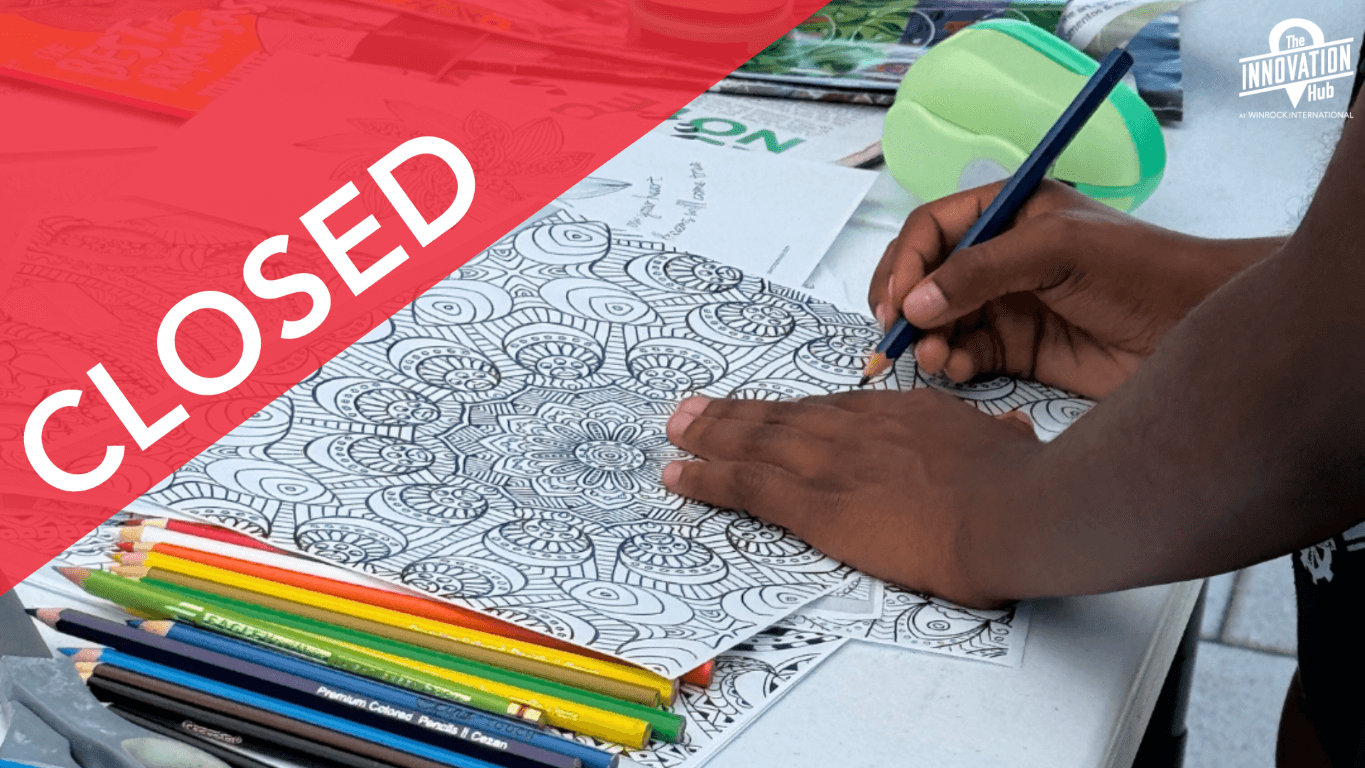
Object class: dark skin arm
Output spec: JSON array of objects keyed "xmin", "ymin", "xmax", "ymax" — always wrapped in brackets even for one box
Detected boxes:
[{"xmin": 663, "ymin": 98, "xmax": 1365, "ymax": 609}]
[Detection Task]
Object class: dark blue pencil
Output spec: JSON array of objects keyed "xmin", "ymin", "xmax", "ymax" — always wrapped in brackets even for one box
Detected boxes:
[
  {"xmin": 860, "ymin": 47, "xmax": 1136, "ymax": 383},
  {"xmin": 130, "ymin": 619, "xmax": 618, "ymax": 768}
]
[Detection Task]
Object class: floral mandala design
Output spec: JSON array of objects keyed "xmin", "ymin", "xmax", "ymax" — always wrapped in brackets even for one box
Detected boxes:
[{"xmin": 474, "ymin": 400, "xmax": 686, "ymax": 512}]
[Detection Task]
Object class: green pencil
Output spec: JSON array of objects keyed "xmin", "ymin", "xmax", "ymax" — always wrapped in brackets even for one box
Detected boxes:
[
  {"xmin": 55, "ymin": 568, "xmax": 543, "ymax": 725},
  {"xmin": 145, "ymin": 578, "xmax": 688, "ymax": 743}
]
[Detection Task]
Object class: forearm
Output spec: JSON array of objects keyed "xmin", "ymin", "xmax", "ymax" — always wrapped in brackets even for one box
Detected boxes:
[{"xmin": 972, "ymin": 142, "xmax": 1365, "ymax": 601}]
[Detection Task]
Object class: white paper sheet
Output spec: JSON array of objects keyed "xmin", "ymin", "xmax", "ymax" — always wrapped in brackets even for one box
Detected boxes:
[
  {"xmin": 782, "ymin": 576, "xmax": 1032, "ymax": 668},
  {"xmin": 549, "ymin": 133, "xmax": 876, "ymax": 287}
]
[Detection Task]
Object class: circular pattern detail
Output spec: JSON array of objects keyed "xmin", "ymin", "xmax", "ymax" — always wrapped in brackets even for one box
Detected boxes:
[
  {"xmin": 540, "ymin": 278, "xmax": 660, "ymax": 325},
  {"xmin": 305, "ymin": 434, "xmax": 436, "ymax": 476},
  {"xmin": 573, "ymin": 440, "xmax": 647, "ymax": 472},
  {"xmin": 295, "ymin": 517, "xmax": 407, "ymax": 564},
  {"xmin": 514, "ymin": 222, "xmax": 610, "ymax": 264},
  {"xmin": 483, "ymin": 514, "xmax": 594, "ymax": 566},
  {"xmin": 389, "ymin": 338, "xmax": 516, "ymax": 401},
  {"xmin": 366, "ymin": 481, "xmax": 493, "ymax": 527},
  {"xmin": 314, "ymin": 377, "xmax": 441, "ymax": 425},
  {"xmin": 688, "ymin": 302, "xmax": 797, "ymax": 346},
  {"xmin": 412, "ymin": 281, "xmax": 513, "ymax": 325},
  {"xmin": 618, "ymin": 532, "xmax": 727, "ymax": 584},
  {"xmin": 626, "ymin": 338, "xmax": 727, "ymax": 395},
  {"xmin": 504, "ymin": 323, "xmax": 604, "ymax": 380},
  {"xmin": 628, "ymin": 252, "xmax": 743, "ymax": 294},
  {"xmin": 400, "ymin": 556, "xmax": 527, "ymax": 597},
  {"xmin": 725, "ymin": 517, "xmax": 831, "ymax": 570},
  {"xmin": 794, "ymin": 331, "xmax": 879, "ymax": 383}
]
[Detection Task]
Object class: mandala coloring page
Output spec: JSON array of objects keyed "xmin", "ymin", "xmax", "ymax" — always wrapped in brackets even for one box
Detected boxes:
[
  {"xmin": 781, "ymin": 577, "xmax": 1032, "ymax": 667},
  {"xmin": 141, "ymin": 208, "xmax": 1088, "ymax": 676},
  {"xmin": 550, "ymin": 626, "xmax": 849, "ymax": 768}
]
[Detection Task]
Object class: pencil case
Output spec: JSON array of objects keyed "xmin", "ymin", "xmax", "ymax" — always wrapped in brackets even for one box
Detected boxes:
[{"xmin": 883, "ymin": 18, "xmax": 1165, "ymax": 211}]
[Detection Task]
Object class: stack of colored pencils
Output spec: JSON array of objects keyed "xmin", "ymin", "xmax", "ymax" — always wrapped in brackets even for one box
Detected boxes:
[{"xmin": 33, "ymin": 516, "xmax": 716, "ymax": 768}]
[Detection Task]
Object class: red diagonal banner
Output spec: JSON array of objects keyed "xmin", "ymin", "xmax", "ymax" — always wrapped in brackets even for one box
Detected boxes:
[{"xmin": 0, "ymin": 0, "xmax": 829, "ymax": 593}]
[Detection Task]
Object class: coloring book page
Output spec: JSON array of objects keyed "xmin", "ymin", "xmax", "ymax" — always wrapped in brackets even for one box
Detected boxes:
[
  {"xmin": 781, "ymin": 576, "xmax": 1033, "ymax": 668},
  {"xmin": 553, "ymin": 626, "xmax": 848, "ymax": 768},
  {"xmin": 119, "ymin": 202, "xmax": 1091, "ymax": 676}
]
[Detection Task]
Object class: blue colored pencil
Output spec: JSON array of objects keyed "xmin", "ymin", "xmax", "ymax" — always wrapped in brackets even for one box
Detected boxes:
[
  {"xmin": 861, "ymin": 47, "xmax": 1136, "ymax": 381},
  {"xmin": 80, "ymin": 649, "xmax": 509, "ymax": 768},
  {"xmin": 134, "ymin": 620, "xmax": 617, "ymax": 768}
]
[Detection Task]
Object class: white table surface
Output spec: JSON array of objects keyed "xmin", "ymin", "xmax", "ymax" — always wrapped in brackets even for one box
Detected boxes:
[{"xmin": 5, "ymin": 1, "xmax": 1356, "ymax": 766}]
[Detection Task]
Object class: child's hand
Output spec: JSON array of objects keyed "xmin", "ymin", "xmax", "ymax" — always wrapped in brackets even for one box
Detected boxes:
[
  {"xmin": 869, "ymin": 181, "xmax": 1282, "ymax": 399},
  {"xmin": 663, "ymin": 391, "xmax": 1042, "ymax": 608}
]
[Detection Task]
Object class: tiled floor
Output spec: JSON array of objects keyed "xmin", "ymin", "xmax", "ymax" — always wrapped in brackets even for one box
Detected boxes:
[{"xmin": 1185, "ymin": 555, "xmax": 1298, "ymax": 768}]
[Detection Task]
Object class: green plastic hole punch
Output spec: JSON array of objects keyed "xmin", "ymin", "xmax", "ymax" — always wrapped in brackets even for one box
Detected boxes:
[{"xmin": 883, "ymin": 19, "xmax": 1165, "ymax": 211}]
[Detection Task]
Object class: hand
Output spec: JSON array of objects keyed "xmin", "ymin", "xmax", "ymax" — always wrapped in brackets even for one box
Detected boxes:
[
  {"xmin": 663, "ymin": 391, "xmax": 1043, "ymax": 608},
  {"xmin": 868, "ymin": 181, "xmax": 1282, "ymax": 399}
]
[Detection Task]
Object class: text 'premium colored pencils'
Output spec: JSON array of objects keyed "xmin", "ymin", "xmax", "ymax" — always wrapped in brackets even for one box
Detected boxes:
[{"xmin": 861, "ymin": 47, "xmax": 1136, "ymax": 383}]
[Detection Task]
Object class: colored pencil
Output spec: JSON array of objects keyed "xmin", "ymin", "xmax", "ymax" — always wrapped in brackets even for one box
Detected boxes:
[
  {"xmin": 77, "ymin": 652, "xmax": 508, "ymax": 768},
  {"xmin": 34, "ymin": 610, "xmax": 573, "ymax": 767},
  {"xmin": 132, "ymin": 582, "xmax": 684, "ymax": 744},
  {"xmin": 116, "ymin": 527, "xmax": 410, "ymax": 595},
  {"xmin": 860, "ymin": 48, "xmax": 1136, "ymax": 382},
  {"xmin": 116, "ymin": 531, "xmax": 713, "ymax": 689},
  {"xmin": 133, "ymin": 622, "xmax": 619, "ymax": 768},
  {"xmin": 129, "ymin": 565, "xmax": 664, "ymax": 709},
  {"xmin": 85, "ymin": 662, "xmax": 459, "ymax": 768},
  {"xmin": 55, "ymin": 571, "xmax": 654, "ymax": 748},
  {"xmin": 121, "ymin": 521, "xmax": 282, "ymax": 553},
  {"xmin": 111, "ymin": 553, "xmax": 674, "ymax": 705},
  {"xmin": 103, "ymin": 703, "xmax": 293, "ymax": 768}
]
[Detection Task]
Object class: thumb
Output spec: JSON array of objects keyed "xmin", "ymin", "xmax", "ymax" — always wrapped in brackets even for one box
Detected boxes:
[{"xmin": 901, "ymin": 227, "xmax": 1072, "ymax": 328}]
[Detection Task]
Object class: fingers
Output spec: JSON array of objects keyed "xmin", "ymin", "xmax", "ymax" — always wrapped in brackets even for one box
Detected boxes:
[
  {"xmin": 667, "ymin": 396, "xmax": 855, "ymax": 469},
  {"xmin": 900, "ymin": 218, "xmax": 1078, "ymax": 330},
  {"xmin": 662, "ymin": 459, "xmax": 831, "ymax": 532},
  {"xmin": 868, "ymin": 183, "xmax": 1004, "ymax": 327}
]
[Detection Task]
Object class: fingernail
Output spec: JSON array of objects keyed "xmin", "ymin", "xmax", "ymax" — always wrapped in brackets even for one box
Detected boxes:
[
  {"xmin": 887, "ymin": 273, "xmax": 896, "ymax": 299},
  {"xmin": 875, "ymin": 303, "xmax": 891, "ymax": 331},
  {"xmin": 678, "ymin": 395, "xmax": 710, "ymax": 416},
  {"xmin": 903, "ymin": 280, "xmax": 948, "ymax": 324},
  {"xmin": 661, "ymin": 461, "xmax": 683, "ymax": 487},
  {"xmin": 667, "ymin": 397, "xmax": 708, "ymax": 440}
]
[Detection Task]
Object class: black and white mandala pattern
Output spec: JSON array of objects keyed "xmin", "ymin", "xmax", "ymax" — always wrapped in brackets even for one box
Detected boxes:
[{"xmin": 142, "ymin": 210, "xmax": 1083, "ymax": 677}]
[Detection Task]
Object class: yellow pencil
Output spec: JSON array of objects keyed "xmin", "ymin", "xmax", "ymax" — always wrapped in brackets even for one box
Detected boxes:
[{"xmin": 114, "ymin": 551, "xmax": 676, "ymax": 704}]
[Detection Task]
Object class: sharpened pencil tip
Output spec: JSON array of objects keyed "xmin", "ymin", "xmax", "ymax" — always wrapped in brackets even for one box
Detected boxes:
[
  {"xmin": 857, "ymin": 376, "xmax": 870, "ymax": 387},
  {"xmin": 23, "ymin": 607, "xmax": 37, "ymax": 617},
  {"xmin": 55, "ymin": 566, "xmax": 90, "ymax": 587},
  {"xmin": 860, "ymin": 352, "xmax": 891, "ymax": 384},
  {"xmin": 56, "ymin": 647, "xmax": 78, "ymax": 656}
]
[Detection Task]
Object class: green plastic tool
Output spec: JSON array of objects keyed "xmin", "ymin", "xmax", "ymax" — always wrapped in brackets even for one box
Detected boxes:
[{"xmin": 883, "ymin": 19, "xmax": 1165, "ymax": 211}]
